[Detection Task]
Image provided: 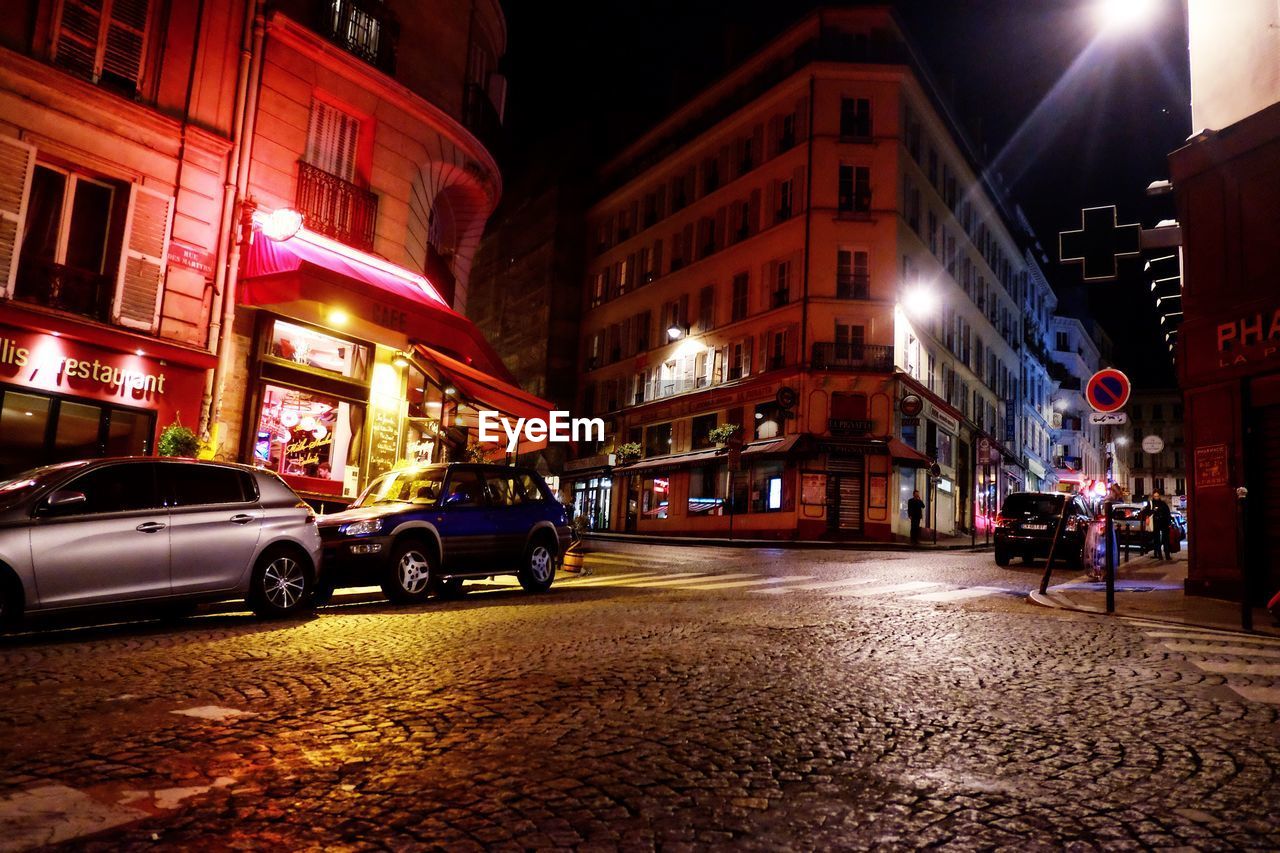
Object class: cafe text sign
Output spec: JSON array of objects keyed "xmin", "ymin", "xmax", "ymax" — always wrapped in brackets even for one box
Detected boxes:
[{"xmin": 0, "ymin": 326, "xmax": 168, "ymax": 404}]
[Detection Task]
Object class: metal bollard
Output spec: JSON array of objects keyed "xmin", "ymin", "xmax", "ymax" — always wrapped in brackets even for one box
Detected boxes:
[
  {"xmin": 1238, "ymin": 486, "xmax": 1251, "ymax": 632},
  {"xmin": 1104, "ymin": 500, "xmax": 1116, "ymax": 615}
]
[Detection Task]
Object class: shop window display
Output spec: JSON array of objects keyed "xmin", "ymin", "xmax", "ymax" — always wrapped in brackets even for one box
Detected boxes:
[
  {"xmin": 268, "ymin": 319, "xmax": 369, "ymax": 379},
  {"xmin": 254, "ymin": 384, "xmax": 362, "ymax": 492}
]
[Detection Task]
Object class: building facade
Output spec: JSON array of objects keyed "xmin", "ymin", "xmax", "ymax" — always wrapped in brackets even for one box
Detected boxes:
[
  {"xmin": 0, "ymin": 0, "xmax": 238, "ymax": 476},
  {"xmin": 1048, "ymin": 315, "xmax": 1108, "ymax": 491},
  {"xmin": 566, "ymin": 8, "xmax": 1035, "ymax": 541},
  {"xmin": 0, "ymin": 0, "xmax": 540, "ymax": 507},
  {"xmin": 1017, "ymin": 248, "xmax": 1060, "ymax": 494},
  {"xmin": 1123, "ymin": 390, "xmax": 1186, "ymax": 505}
]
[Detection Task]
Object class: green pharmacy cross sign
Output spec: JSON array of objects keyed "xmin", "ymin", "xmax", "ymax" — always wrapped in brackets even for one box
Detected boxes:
[{"xmin": 1059, "ymin": 205, "xmax": 1142, "ymax": 282}]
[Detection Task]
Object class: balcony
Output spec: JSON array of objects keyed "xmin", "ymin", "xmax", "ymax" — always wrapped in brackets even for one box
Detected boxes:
[
  {"xmin": 1054, "ymin": 455, "xmax": 1083, "ymax": 471},
  {"xmin": 811, "ymin": 343, "xmax": 894, "ymax": 371},
  {"xmin": 463, "ymin": 83, "xmax": 504, "ymax": 156},
  {"xmin": 319, "ymin": 0, "xmax": 398, "ymax": 74},
  {"xmin": 296, "ymin": 161, "xmax": 378, "ymax": 252},
  {"xmin": 630, "ymin": 376, "xmax": 711, "ymax": 407},
  {"xmin": 13, "ymin": 260, "xmax": 111, "ymax": 322}
]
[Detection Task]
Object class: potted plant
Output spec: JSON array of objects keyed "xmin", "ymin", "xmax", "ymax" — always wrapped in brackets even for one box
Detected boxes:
[
  {"xmin": 158, "ymin": 422, "xmax": 200, "ymax": 458},
  {"xmin": 464, "ymin": 443, "xmax": 496, "ymax": 463},
  {"xmin": 709, "ymin": 423, "xmax": 740, "ymax": 446},
  {"xmin": 614, "ymin": 442, "xmax": 642, "ymax": 465}
]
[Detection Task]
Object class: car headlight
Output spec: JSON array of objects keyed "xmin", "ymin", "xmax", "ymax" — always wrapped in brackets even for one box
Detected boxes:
[{"xmin": 340, "ymin": 519, "xmax": 383, "ymax": 536}]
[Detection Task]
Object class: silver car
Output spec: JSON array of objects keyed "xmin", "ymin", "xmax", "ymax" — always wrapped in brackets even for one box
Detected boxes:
[{"xmin": 0, "ymin": 457, "xmax": 322, "ymax": 627}]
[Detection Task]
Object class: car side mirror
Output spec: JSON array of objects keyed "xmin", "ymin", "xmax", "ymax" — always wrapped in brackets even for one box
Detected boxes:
[{"xmin": 40, "ymin": 490, "xmax": 87, "ymax": 514}]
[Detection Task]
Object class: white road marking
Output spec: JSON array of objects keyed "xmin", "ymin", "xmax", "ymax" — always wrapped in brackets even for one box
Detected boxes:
[
  {"xmin": 170, "ymin": 706, "xmax": 253, "ymax": 721},
  {"xmin": 907, "ymin": 586, "xmax": 1009, "ymax": 603},
  {"xmin": 618, "ymin": 573, "xmax": 725, "ymax": 588},
  {"xmin": 1229, "ymin": 685, "xmax": 1280, "ymax": 705},
  {"xmin": 0, "ymin": 785, "xmax": 145, "ymax": 852},
  {"xmin": 562, "ymin": 571, "xmax": 667, "ymax": 586},
  {"xmin": 673, "ymin": 575, "xmax": 816, "ymax": 590},
  {"xmin": 1188, "ymin": 661, "xmax": 1280, "ymax": 677},
  {"xmin": 1160, "ymin": 642, "xmax": 1280, "ymax": 659},
  {"xmin": 830, "ymin": 581, "xmax": 942, "ymax": 597},
  {"xmin": 752, "ymin": 577, "xmax": 881, "ymax": 594},
  {"xmin": 1143, "ymin": 631, "xmax": 1280, "ymax": 647}
]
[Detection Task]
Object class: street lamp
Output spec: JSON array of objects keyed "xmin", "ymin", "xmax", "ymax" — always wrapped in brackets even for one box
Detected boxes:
[
  {"xmin": 901, "ymin": 284, "xmax": 936, "ymax": 316},
  {"xmin": 667, "ymin": 323, "xmax": 686, "ymax": 341},
  {"xmin": 1094, "ymin": 0, "xmax": 1158, "ymax": 33}
]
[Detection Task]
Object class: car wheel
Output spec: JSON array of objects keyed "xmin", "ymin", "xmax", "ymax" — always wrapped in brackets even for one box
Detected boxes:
[
  {"xmin": 433, "ymin": 577, "xmax": 466, "ymax": 599},
  {"xmin": 994, "ymin": 545, "xmax": 1010, "ymax": 567},
  {"xmin": 518, "ymin": 534, "xmax": 557, "ymax": 593},
  {"xmin": 383, "ymin": 538, "xmax": 437, "ymax": 604},
  {"xmin": 249, "ymin": 546, "xmax": 312, "ymax": 618}
]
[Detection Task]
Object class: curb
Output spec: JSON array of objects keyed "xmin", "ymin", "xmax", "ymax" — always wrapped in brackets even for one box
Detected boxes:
[
  {"xmin": 1028, "ymin": 589, "xmax": 1280, "ymax": 637},
  {"xmin": 582, "ymin": 532, "xmax": 991, "ymax": 552}
]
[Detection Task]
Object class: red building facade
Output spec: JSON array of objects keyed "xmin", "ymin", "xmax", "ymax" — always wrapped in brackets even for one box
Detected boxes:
[{"xmin": 1171, "ymin": 101, "xmax": 1280, "ymax": 601}]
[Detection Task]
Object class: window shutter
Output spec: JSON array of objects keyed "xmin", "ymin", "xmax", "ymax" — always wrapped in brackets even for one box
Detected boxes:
[
  {"xmin": 792, "ymin": 166, "xmax": 806, "ymax": 209},
  {"xmin": 795, "ymin": 97, "xmax": 810, "ymax": 141},
  {"xmin": 53, "ymin": 0, "xmax": 103, "ymax": 80},
  {"xmin": 306, "ymin": 99, "xmax": 360, "ymax": 182},
  {"xmin": 112, "ymin": 182, "xmax": 173, "ymax": 332},
  {"xmin": 103, "ymin": 0, "xmax": 150, "ymax": 89},
  {"xmin": 748, "ymin": 188, "xmax": 761, "ymax": 235},
  {"xmin": 0, "ymin": 136, "xmax": 36, "ymax": 299}
]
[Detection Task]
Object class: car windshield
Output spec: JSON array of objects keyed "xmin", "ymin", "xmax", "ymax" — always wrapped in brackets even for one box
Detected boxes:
[
  {"xmin": 353, "ymin": 467, "xmax": 447, "ymax": 508},
  {"xmin": 1000, "ymin": 494, "xmax": 1064, "ymax": 517},
  {"xmin": 0, "ymin": 461, "xmax": 90, "ymax": 510}
]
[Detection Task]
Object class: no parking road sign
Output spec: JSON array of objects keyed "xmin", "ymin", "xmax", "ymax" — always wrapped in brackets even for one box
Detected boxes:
[{"xmin": 1086, "ymin": 368, "xmax": 1131, "ymax": 413}]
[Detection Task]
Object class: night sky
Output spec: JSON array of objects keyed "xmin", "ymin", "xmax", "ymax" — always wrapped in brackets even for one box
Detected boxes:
[{"xmin": 497, "ymin": 0, "xmax": 1190, "ymax": 386}]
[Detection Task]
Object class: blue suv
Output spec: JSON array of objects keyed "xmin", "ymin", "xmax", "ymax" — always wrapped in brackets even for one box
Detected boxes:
[{"xmin": 317, "ymin": 464, "xmax": 571, "ymax": 603}]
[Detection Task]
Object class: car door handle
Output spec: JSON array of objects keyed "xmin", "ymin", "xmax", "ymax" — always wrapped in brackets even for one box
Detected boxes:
[
  {"xmin": 229, "ymin": 514, "xmax": 255, "ymax": 525},
  {"xmin": 136, "ymin": 521, "xmax": 167, "ymax": 533}
]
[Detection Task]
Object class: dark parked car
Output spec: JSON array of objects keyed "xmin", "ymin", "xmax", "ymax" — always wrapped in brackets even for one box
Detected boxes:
[
  {"xmin": 0, "ymin": 458, "xmax": 322, "ymax": 627},
  {"xmin": 317, "ymin": 463, "xmax": 572, "ymax": 603},
  {"xmin": 994, "ymin": 491, "xmax": 1094, "ymax": 567}
]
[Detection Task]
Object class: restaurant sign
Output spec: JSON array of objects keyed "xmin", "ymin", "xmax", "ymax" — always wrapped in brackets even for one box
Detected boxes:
[
  {"xmin": 0, "ymin": 326, "xmax": 168, "ymax": 404},
  {"xmin": 829, "ymin": 418, "xmax": 874, "ymax": 436}
]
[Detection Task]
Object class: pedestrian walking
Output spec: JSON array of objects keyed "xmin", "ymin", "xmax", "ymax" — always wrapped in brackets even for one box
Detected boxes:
[
  {"xmin": 908, "ymin": 489, "xmax": 925, "ymax": 546},
  {"xmin": 1149, "ymin": 490, "xmax": 1173, "ymax": 560}
]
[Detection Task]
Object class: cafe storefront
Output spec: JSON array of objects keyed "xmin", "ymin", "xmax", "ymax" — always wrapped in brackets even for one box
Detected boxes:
[
  {"xmin": 231, "ymin": 221, "xmax": 552, "ymax": 509},
  {"xmin": 0, "ymin": 305, "xmax": 213, "ymax": 476}
]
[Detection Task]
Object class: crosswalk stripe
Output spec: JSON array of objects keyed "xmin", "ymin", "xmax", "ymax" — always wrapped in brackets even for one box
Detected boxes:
[
  {"xmin": 907, "ymin": 586, "xmax": 1008, "ymax": 603},
  {"xmin": 562, "ymin": 571, "xmax": 666, "ymax": 586},
  {"xmin": 619, "ymin": 573, "xmax": 726, "ymax": 588},
  {"xmin": 1143, "ymin": 631, "xmax": 1280, "ymax": 647},
  {"xmin": 830, "ymin": 580, "xmax": 942, "ymax": 597},
  {"xmin": 1160, "ymin": 642, "xmax": 1280, "ymax": 659},
  {"xmin": 670, "ymin": 575, "xmax": 815, "ymax": 590},
  {"xmin": 1229, "ymin": 685, "xmax": 1280, "ymax": 704},
  {"xmin": 1187, "ymin": 660, "xmax": 1280, "ymax": 677},
  {"xmin": 752, "ymin": 577, "xmax": 880, "ymax": 595}
]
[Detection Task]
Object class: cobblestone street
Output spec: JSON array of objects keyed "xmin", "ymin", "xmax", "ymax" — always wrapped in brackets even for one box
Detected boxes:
[{"xmin": 3, "ymin": 542, "xmax": 1279, "ymax": 850}]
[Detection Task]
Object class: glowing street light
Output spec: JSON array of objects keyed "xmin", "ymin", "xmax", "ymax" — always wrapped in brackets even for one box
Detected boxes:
[
  {"xmin": 667, "ymin": 324, "xmax": 685, "ymax": 341},
  {"xmin": 901, "ymin": 284, "xmax": 937, "ymax": 316},
  {"xmin": 1094, "ymin": 0, "xmax": 1158, "ymax": 34}
]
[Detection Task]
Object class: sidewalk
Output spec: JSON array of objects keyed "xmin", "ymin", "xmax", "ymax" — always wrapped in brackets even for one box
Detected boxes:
[
  {"xmin": 1029, "ymin": 548, "xmax": 1280, "ymax": 637},
  {"xmin": 582, "ymin": 530, "xmax": 991, "ymax": 552}
]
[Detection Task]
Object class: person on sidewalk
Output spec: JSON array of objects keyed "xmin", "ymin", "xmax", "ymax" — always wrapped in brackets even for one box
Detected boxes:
[
  {"xmin": 1150, "ymin": 490, "xmax": 1173, "ymax": 560},
  {"xmin": 908, "ymin": 490, "xmax": 925, "ymax": 546}
]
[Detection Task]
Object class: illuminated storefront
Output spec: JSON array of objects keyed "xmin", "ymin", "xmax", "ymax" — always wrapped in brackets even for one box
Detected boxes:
[
  {"xmin": 0, "ymin": 313, "xmax": 214, "ymax": 476},
  {"xmin": 233, "ymin": 221, "xmax": 552, "ymax": 508}
]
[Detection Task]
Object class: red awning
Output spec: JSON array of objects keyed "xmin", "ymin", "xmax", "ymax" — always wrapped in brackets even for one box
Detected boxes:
[
  {"xmin": 240, "ymin": 227, "xmax": 516, "ymax": 383},
  {"xmin": 887, "ymin": 437, "xmax": 932, "ymax": 468},
  {"xmin": 415, "ymin": 344, "xmax": 553, "ymax": 424}
]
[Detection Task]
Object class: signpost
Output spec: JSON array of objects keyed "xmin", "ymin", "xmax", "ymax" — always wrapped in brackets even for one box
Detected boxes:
[
  {"xmin": 726, "ymin": 432, "xmax": 744, "ymax": 542},
  {"xmin": 1142, "ymin": 434, "xmax": 1165, "ymax": 503},
  {"xmin": 1085, "ymin": 368, "xmax": 1132, "ymax": 413},
  {"xmin": 1059, "ymin": 206, "xmax": 1142, "ymax": 282}
]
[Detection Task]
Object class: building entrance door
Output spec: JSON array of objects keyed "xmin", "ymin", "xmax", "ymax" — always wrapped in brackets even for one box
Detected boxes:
[
  {"xmin": 1253, "ymin": 404, "xmax": 1280, "ymax": 601},
  {"xmin": 826, "ymin": 457, "xmax": 864, "ymax": 534}
]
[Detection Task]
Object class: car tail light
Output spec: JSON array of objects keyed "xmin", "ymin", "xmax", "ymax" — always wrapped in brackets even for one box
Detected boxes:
[
  {"xmin": 295, "ymin": 500, "xmax": 317, "ymax": 524},
  {"xmin": 995, "ymin": 515, "xmax": 1014, "ymax": 527}
]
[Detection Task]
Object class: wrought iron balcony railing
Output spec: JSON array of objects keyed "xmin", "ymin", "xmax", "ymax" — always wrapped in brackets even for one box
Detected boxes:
[
  {"xmin": 13, "ymin": 259, "xmax": 111, "ymax": 322},
  {"xmin": 296, "ymin": 161, "xmax": 378, "ymax": 252},
  {"xmin": 811, "ymin": 342, "xmax": 894, "ymax": 371},
  {"xmin": 321, "ymin": 0, "xmax": 398, "ymax": 73}
]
